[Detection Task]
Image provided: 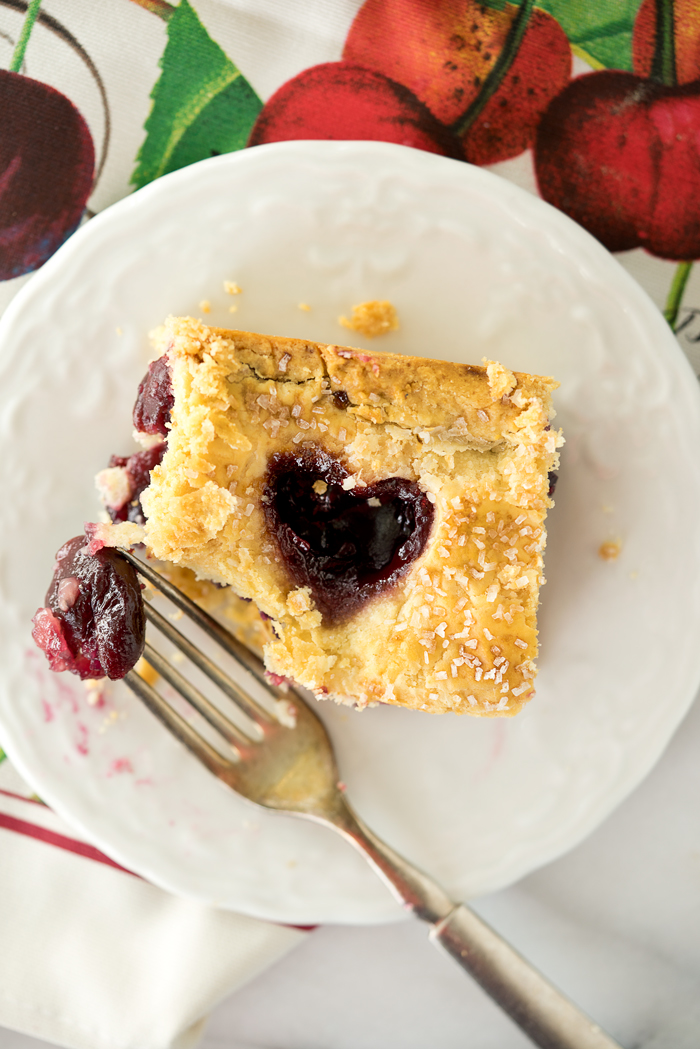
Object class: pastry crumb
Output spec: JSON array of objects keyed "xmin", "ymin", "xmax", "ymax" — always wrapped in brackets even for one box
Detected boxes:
[
  {"xmin": 598, "ymin": 540, "xmax": 622, "ymax": 561},
  {"xmin": 298, "ymin": 302, "xmax": 311, "ymax": 312},
  {"xmin": 483, "ymin": 358, "xmax": 517, "ymax": 400},
  {"xmin": 97, "ymin": 709, "xmax": 123, "ymax": 735},
  {"xmin": 338, "ymin": 300, "xmax": 399, "ymax": 338},
  {"xmin": 275, "ymin": 698, "xmax": 297, "ymax": 729},
  {"xmin": 95, "ymin": 467, "xmax": 131, "ymax": 512},
  {"xmin": 228, "ymin": 304, "xmax": 238, "ymax": 314},
  {"xmin": 199, "ymin": 300, "xmax": 211, "ymax": 314},
  {"xmin": 84, "ymin": 520, "xmax": 145, "ymax": 554},
  {"xmin": 224, "ymin": 281, "xmax": 242, "ymax": 295},
  {"xmin": 83, "ymin": 678, "xmax": 105, "ymax": 706},
  {"xmin": 134, "ymin": 656, "xmax": 159, "ymax": 687},
  {"xmin": 287, "ymin": 587, "xmax": 313, "ymax": 616},
  {"xmin": 115, "ymin": 327, "xmax": 123, "ymax": 336},
  {"xmin": 133, "ymin": 429, "xmax": 166, "ymax": 451}
]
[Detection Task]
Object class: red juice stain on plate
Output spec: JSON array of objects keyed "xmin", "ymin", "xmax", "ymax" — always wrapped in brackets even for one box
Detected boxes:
[
  {"xmin": 75, "ymin": 722, "xmax": 89, "ymax": 756},
  {"xmin": 107, "ymin": 757, "xmax": 133, "ymax": 776}
]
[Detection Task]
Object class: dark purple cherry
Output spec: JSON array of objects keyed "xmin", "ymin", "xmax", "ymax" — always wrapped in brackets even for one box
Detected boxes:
[
  {"xmin": 264, "ymin": 448, "xmax": 433, "ymax": 623},
  {"xmin": 107, "ymin": 443, "xmax": 166, "ymax": 524},
  {"xmin": 133, "ymin": 356, "xmax": 173, "ymax": 437},
  {"xmin": 0, "ymin": 70, "xmax": 94, "ymax": 280},
  {"xmin": 31, "ymin": 536, "xmax": 145, "ymax": 681}
]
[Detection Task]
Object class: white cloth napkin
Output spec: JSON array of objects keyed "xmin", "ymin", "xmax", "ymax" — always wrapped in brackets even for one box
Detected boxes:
[{"xmin": 0, "ymin": 760, "xmax": 305, "ymax": 1049}]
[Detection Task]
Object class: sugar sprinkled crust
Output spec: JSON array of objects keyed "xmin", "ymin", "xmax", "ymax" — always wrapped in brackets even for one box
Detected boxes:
[{"xmin": 141, "ymin": 317, "xmax": 562, "ymax": 716}]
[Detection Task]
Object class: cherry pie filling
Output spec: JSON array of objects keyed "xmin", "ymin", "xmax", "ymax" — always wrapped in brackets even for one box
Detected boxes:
[
  {"xmin": 106, "ymin": 443, "xmax": 167, "ymax": 525},
  {"xmin": 263, "ymin": 448, "xmax": 434, "ymax": 623},
  {"xmin": 31, "ymin": 358, "xmax": 174, "ymax": 680},
  {"xmin": 102, "ymin": 356, "xmax": 173, "ymax": 522},
  {"xmin": 133, "ymin": 355, "xmax": 173, "ymax": 437},
  {"xmin": 32, "ymin": 536, "xmax": 145, "ymax": 680}
]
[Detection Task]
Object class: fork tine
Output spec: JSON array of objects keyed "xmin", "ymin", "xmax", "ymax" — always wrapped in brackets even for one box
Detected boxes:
[
  {"xmin": 120, "ymin": 550, "xmax": 270, "ymax": 690},
  {"xmin": 142, "ymin": 601, "xmax": 274, "ymax": 726},
  {"xmin": 124, "ymin": 669, "xmax": 229, "ymax": 777},
  {"xmin": 141, "ymin": 642, "xmax": 256, "ymax": 748}
]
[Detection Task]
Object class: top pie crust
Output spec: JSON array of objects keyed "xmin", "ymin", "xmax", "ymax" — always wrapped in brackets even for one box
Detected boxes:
[{"xmin": 141, "ymin": 317, "xmax": 562, "ymax": 716}]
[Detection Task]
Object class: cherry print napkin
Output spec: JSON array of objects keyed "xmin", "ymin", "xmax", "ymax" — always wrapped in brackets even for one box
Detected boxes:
[{"xmin": 2, "ymin": 1, "xmax": 700, "ymax": 1047}]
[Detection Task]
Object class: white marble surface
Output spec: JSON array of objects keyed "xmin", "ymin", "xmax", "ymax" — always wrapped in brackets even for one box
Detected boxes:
[{"xmin": 1, "ymin": 691, "xmax": 698, "ymax": 1049}]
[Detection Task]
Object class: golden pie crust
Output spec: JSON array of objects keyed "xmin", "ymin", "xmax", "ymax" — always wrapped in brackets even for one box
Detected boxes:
[{"xmin": 140, "ymin": 317, "xmax": 562, "ymax": 716}]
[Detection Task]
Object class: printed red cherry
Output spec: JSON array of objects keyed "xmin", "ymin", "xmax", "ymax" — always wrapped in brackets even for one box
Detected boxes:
[
  {"xmin": 343, "ymin": 0, "xmax": 571, "ymax": 166},
  {"xmin": 633, "ymin": 0, "xmax": 700, "ymax": 83},
  {"xmin": 0, "ymin": 70, "xmax": 94, "ymax": 280},
  {"xmin": 248, "ymin": 62, "xmax": 462, "ymax": 158},
  {"xmin": 534, "ymin": 71, "xmax": 700, "ymax": 259}
]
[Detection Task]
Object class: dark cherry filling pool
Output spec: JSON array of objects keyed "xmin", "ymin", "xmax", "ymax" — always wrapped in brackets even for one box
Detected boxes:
[
  {"xmin": 31, "ymin": 536, "xmax": 145, "ymax": 680},
  {"xmin": 107, "ymin": 442, "xmax": 166, "ymax": 524},
  {"xmin": 263, "ymin": 449, "xmax": 434, "ymax": 623},
  {"xmin": 133, "ymin": 355, "xmax": 173, "ymax": 437}
]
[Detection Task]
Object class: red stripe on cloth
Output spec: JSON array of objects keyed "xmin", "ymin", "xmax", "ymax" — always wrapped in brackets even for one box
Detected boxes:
[{"xmin": 0, "ymin": 811, "xmax": 137, "ymax": 876}]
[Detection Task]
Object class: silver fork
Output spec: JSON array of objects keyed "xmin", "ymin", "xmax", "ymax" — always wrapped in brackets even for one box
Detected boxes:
[{"xmin": 120, "ymin": 550, "xmax": 622, "ymax": 1049}]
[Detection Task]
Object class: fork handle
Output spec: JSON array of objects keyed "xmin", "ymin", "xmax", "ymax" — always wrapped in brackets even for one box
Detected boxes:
[
  {"xmin": 429, "ymin": 905, "xmax": 621, "ymax": 1049},
  {"xmin": 331, "ymin": 801, "xmax": 622, "ymax": 1049}
]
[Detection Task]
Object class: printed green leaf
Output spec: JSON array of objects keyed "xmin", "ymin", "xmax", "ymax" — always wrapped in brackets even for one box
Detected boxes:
[
  {"xmin": 132, "ymin": 0, "xmax": 262, "ymax": 190},
  {"xmin": 0, "ymin": 747, "xmax": 6, "ymax": 764},
  {"xmin": 536, "ymin": 0, "xmax": 639, "ymax": 72}
]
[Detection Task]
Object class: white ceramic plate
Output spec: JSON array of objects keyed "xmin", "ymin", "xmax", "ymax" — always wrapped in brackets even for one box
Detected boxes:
[{"xmin": 1, "ymin": 141, "xmax": 700, "ymax": 925}]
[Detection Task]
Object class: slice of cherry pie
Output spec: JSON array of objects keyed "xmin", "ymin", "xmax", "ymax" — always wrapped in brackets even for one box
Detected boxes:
[{"xmin": 136, "ymin": 317, "xmax": 562, "ymax": 716}]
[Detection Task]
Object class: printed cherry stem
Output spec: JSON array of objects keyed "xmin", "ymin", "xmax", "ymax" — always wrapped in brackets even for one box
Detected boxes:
[
  {"xmin": 9, "ymin": 0, "xmax": 42, "ymax": 72},
  {"xmin": 651, "ymin": 0, "xmax": 694, "ymax": 329},
  {"xmin": 127, "ymin": 0, "xmax": 174, "ymax": 21},
  {"xmin": 450, "ymin": 0, "xmax": 535, "ymax": 137},
  {"xmin": 664, "ymin": 261, "xmax": 693, "ymax": 330},
  {"xmin": 651, "ymin": 0, "xmax": 676, "ymax": 86}
]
